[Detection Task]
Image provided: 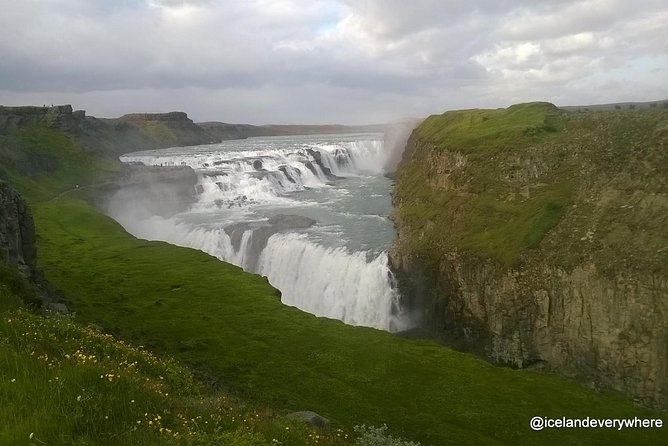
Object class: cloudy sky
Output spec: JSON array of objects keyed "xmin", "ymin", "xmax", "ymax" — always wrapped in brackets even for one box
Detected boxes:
[{"xmin": 1, "ymin": 0, "xmax": 666, "ymax": 124}]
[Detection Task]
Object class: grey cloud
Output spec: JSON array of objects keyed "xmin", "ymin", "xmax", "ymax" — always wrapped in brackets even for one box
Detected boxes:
[
  {"xmin": 150, "ymin": 0, "xmax": 213, "ymax": 6},
  {"xmin": 0, "ymin": 0, "xmax": 666, "ymax": 123}
]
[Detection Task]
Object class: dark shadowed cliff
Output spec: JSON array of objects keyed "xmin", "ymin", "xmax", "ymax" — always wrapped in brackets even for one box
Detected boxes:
[{"xmin": 0, "ymin": 182, "xmax": 37, "ymax": 278}]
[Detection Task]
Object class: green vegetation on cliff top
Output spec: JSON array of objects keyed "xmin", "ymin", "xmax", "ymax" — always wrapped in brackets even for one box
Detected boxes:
[
  {"xmin": 418, "ymin": 102, "xmax": 562, "ymax": 154},
  {"xmin": 1, "ymin": 108, "xmax": 666, "ymax": 445},
  {"xmin": 395, "ymin": 102, "xmax": 668, "ymax": 267}
]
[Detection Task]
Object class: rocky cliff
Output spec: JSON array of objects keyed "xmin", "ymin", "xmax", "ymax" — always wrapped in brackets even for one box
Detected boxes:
[
  {"xmin": 0, "ymin": 181, "xmax": 64, "ymax": 311},
  {"xmin": 0, "ymin": 181, "xmax": 37, "ymax": 278},
  {"xmin": 0, "ymin": 105, "xmax": 89, "ymax": 136},
  {"xmin": 390, "ymin": 102, "xmax": 668, "ymax": 408},
  {"xmin": 107, "ymin": 111, "xmax": 216, "ymax": 150},
  {"xmin": 197, "ymin": 121, "xmax": 280, "ymax": 141},
  {"xmin": 0, "ymin": 105, "xmax": 207, "ymax": 158}
]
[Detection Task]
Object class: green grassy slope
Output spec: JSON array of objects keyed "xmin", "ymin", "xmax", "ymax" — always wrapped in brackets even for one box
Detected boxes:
[
  {"xmin": 28, "ymin": 197, "xmax": 667, "ymax": 446},
  {"xmin": 0, "ymin": 112, "xmax": 666, "ymax": 445},
  {"xmin": 0, "ymin": 276, "xmax": 350, "ymax": 445},
  {"xmin": 394, "ymin": 103, "xmax": 668, "ymax": 267},
  {"xmin": 0, "ymin": 125, "xmax": 119, "ymax": 200}
]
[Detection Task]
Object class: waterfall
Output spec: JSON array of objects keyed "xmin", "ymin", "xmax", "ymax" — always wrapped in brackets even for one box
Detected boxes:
[
  {"xmin": 114, "ymin": 134, "xmax": 412, "ymax": 332},
  {"xmin": 120, "ymin": 138, "xmax": 389, "ymax": 208},
  {"xmin": 258, "ymin": 233, "xmax": 408, "ymax": 331}
]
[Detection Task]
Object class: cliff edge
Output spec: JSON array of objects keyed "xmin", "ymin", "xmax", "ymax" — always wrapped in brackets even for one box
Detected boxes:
[{"xmin": 390, "ymin": 102, "xmax": 668, "ymax": 407}]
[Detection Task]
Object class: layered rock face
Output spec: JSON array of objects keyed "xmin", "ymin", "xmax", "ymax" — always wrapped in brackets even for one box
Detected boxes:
[
  {"xmin": 0, "ymin": 104, "xmax": 86, "ymax": 134},
  {"xmin": 0, "ymin": 182, "xmax": 65, "ymax": 311},
  {"xmin": 0, "ymin": 181, "xmax": 37, "ymax": 278},
  {"xmin": 0, "ymin": 105, "xmax": 245, "ymax": 158},
  {"xmin": 119, "ymin": 112, "xmax": 191, "ymax": 122},
  {"xmin": 390, "ymin": 103, "xmax": 668, "ymax": 407},
  {"xmin": 111, "ymin": 112, "xmax": 216, "ymax": 149}
]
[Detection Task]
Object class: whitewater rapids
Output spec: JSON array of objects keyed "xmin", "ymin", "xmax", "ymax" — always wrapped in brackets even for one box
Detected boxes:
[{"xmin": 111, "ymin": 133, "xmax": 412, "ymax": 332}]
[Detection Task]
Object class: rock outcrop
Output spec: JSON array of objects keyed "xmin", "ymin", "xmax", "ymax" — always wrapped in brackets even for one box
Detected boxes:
[
  {"xmin": 0, "ymin": 104, "xmax": 87, "ymax": 135},
  {"xmin": 0, "ymin": 181, "xmax": 65, "ymax": 312},
  {"xmin": 0, "ymin": 105, "xmax": 258, "ymax": 158},
  {"xmin": 286, "ymin": 411, "xmax": 330, "ymax": 428},
  {"xmin": 390, "ymin": 103, "xmax": 668, "ymax": 408},
  {"xmin": 197, "ymin": 121, "xmax": 279, "ymax": 141},
  {"xmin": 0, "ymin": 181, "xmax": 37, "ymax": 278},
  {"xmin": 119, "ymin": 112, "xmax": 191, "ymax": 122},
  {"xmin": 223, "ymin": 214, "xmax": 316, "ymax": 271}
]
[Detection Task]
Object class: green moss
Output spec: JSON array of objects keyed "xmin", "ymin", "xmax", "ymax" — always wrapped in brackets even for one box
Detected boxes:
[{"xmin": 458, "ymin": 183, "xmax": 573, "ymax": 265}]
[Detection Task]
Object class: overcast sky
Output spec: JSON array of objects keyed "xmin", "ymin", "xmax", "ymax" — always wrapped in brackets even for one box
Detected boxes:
[{"xmin": 1, "ymin": 0, "xmax": 666, "ymax": 124}]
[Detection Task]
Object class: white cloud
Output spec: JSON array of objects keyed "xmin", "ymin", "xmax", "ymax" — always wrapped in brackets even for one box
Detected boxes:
[{"xmin": 0, "ymin": 0, "xmax": 666, "ymax": 123}]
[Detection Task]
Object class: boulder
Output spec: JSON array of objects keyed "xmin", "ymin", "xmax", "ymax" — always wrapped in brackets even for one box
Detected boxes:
[
  {"xmin": 42, "ymin": 302, "xmax": 70, "ymax": 314},
  {"xmin": 305, "ymin": 149, "xmax": 339, "ymax": 181},
  {"xmin": 286, "ymin": 411, "xmax": 330, "ymax": 428},
  {"xmin": 267, "ymin": 214, "xmax": 316, "ymax": 229}
]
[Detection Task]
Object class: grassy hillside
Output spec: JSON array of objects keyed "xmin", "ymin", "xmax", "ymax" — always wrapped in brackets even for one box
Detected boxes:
[
  {"xmin": 0, "ymin": 124, "xmax": 119, "ymax": 200},
  {"xmin": 0, "ymin": 268, "xmax": 350, "ymax": 445},
  {"xmin": 25, "ymin": 196, "xmax": 666, "ymax": 445},
  {"xmin": 394, "ymin": 102, "xmax": 668, "ymax": 267},
  {"xmin": 1, "ymin": 112, "xmax": 666, "ymax": 445}
]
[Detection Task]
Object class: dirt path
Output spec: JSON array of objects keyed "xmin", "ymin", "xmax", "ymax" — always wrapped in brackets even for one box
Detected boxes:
[{"xmin": 50, "ymin": 181, "xmax": 115, "ymax": 201}]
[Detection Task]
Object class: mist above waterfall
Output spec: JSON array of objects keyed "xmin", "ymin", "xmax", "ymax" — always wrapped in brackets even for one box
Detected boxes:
[
  {"xmin": 383, "ymin": 120, "xmax": 421, "ymax": 173},
  {"xmin": 108, "ymin": 133, "xmax": 414, "ymax": 332}
]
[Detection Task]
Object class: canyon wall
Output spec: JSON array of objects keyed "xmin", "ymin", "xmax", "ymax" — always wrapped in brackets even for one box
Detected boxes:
[{"xmin": 390, "ymin": 103, "xmax": 668, "ymax": 407}]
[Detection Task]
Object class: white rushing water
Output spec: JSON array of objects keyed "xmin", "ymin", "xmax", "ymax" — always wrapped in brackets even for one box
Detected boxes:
[{"xmin": 112, "ymin": 133, "xmax": 412, "ymax": 331}]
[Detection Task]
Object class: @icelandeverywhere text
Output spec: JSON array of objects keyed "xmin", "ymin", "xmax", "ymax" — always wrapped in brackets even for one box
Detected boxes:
[{"xmin": 530, "ymin": 416, "xmax": 664, "ymax": 431}]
